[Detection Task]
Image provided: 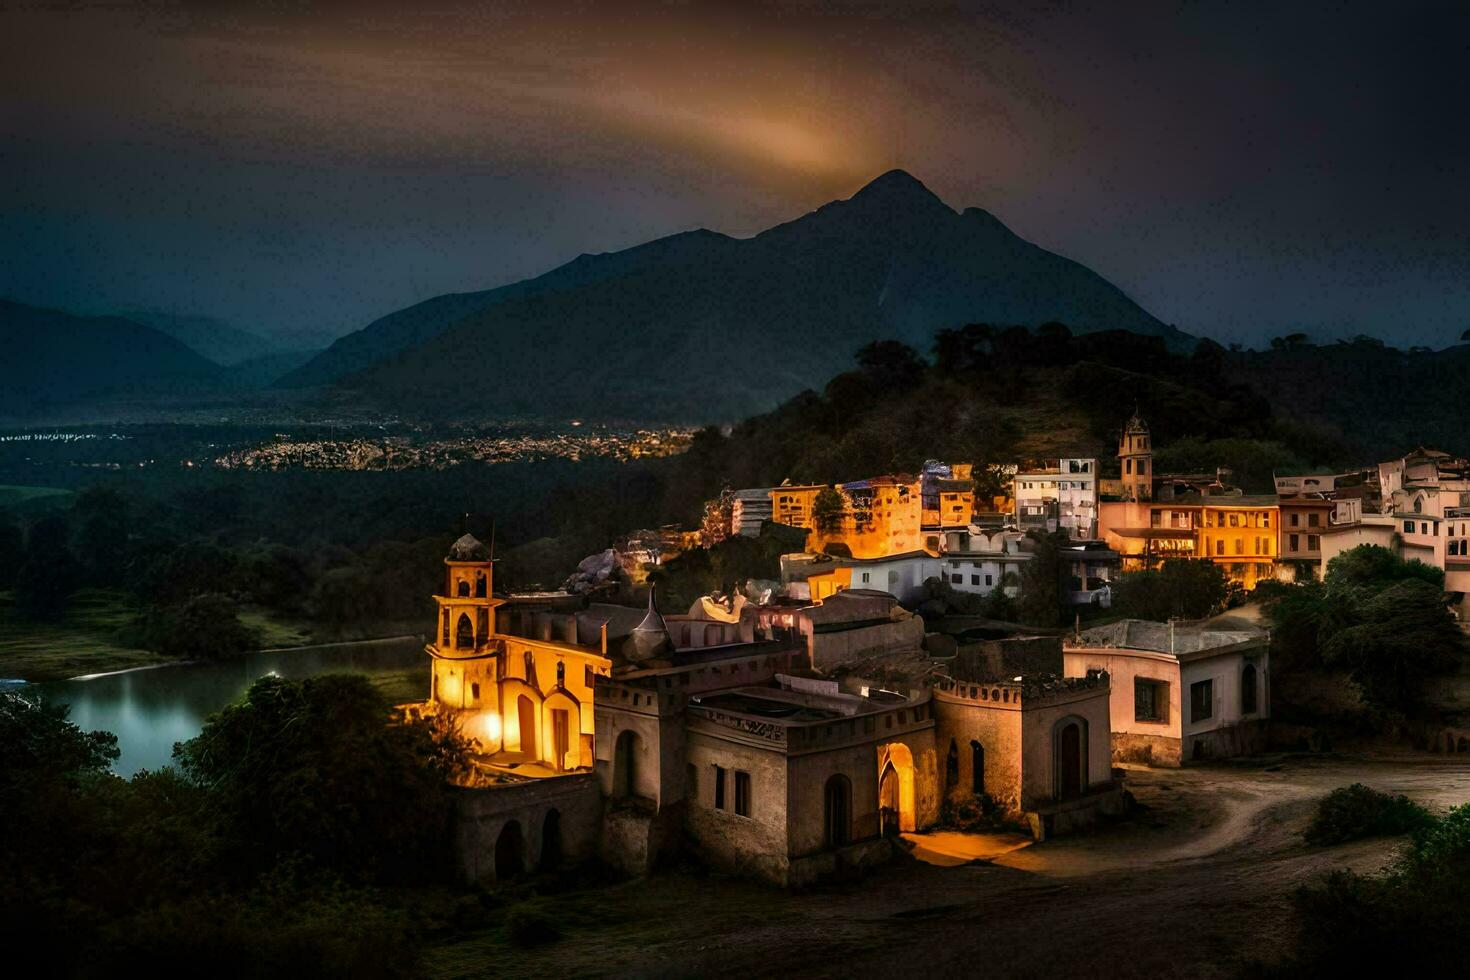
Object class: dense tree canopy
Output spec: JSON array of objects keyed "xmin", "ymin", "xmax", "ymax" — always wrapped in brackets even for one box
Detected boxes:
[{"xmin": 1112, "ymin": 559, "xmax": 1232, "ymax": 621}]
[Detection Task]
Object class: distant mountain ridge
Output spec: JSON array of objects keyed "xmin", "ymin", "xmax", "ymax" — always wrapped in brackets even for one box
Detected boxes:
[
  {"xmin": 0, "ymin": 299, "xmax": 227, "ymax": 417},
  {"xmin": 120, "ymin": 310, "xmax": 281, "ymax": 366},
  {"xmin": 278, "ymin": 170, "xmax": 1188, "ymax": 420}
]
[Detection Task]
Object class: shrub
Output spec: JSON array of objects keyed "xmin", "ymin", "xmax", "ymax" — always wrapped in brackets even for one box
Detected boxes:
[
  {"xmin": 1304, "ymin": 783, "xmax": 1431, "ymax": 846},
  {"xmin": 939, "ymin": 793, "xmax": 1012, "ymax": 833}
]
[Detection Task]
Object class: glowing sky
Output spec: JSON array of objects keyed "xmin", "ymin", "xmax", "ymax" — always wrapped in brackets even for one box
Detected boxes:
[{"xmin": 3, "ymin": 1, "xmax": 1469, "ymax": 349}]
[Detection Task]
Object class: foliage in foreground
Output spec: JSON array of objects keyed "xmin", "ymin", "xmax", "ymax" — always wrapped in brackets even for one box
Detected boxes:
[
  {"xmin": 1303, "ymin": 783, "xmax": 1432, "ymax": 846},
  {"xmin": 0, "ymin": 675, "xmax": 468, "ymax": 977},
  {"xmin": 1264, "ymin": 804, "xmax": 1470, "ymax": 975}
]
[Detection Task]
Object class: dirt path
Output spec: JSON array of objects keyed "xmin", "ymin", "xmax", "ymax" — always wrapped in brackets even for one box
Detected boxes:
[{"xmin": 426, "ymin": 753, "xmax": 1470, "ymax": 980}]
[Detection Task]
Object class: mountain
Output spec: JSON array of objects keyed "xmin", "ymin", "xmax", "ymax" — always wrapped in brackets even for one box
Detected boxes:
[
  {"xmin": 278, "ymin": 170, "xmax": 1187, "ymax": 420},
  {"xmin": 120, "ymin": 310, "xmax": 281, "ymax": 365},
  {"xmin": 226, "ymin": 348, "xmax": 326, "ymax": 388},
  {"xmin": 0, "ymin": 299, "xmax": 228, "ymax": 417}
]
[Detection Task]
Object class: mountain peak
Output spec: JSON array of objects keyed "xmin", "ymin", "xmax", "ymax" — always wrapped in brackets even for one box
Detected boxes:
[{"xmin": 848, "ymin": 169, "xmax": 949, "ymax": 212}]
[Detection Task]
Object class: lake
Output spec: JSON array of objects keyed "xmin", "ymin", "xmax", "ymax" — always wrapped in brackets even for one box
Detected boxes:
[{"xmin": 25, "ymin": 637, "xmax": 427, "ymax": 776}]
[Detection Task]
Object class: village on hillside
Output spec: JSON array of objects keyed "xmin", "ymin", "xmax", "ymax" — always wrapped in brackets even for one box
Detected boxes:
[{"xmin": 400, "ymin": 412, "xmax": 1470, "ymax": 884}]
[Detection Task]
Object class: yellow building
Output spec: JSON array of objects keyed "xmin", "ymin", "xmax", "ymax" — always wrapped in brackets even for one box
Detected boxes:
[
  {"xmin": 1198, "ymin": 500, "xmax": 1279, "ymax": 589},
  {"xmin": 770, "ymin": 476, "xmax": 927, "ymax": 559},
  {"xmin": 427, "ymin": 534, "xmax": 611, "ymax": 773}
]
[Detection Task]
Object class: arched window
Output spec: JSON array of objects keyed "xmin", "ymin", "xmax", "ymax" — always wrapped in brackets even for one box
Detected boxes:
[
  {"xmin": 457, "ymin": 580, "xmax": 471, "ymax": 597},
  {"xmin": 945, "ymin": 739, "xmax": 959, "ymax": 790},
  {"xmin": 475, "ymin": 572, "xmax": 488, "ymax": 598},
  {"xmin": 971, "ymin": 740, "xmax": 985, "ymax": 795},
  {"xmin": 455, "ymin": 613, "xmax": 474, "ymax": 649},
  {"xmin": 471, "ymin": 682, "xmax": 480, "ymax": 701},
  {"xmin": 556, "ymin": 660, "xmax": 565, "ymax": 688},
  {"xmin": 824, "ymin": 774, "xmax": 852, "ymax": 847},
  {"xmin": 1054, "ymin": 717, "xmax": 1087, "ymax": 800},
  {"xmin": 1241, "ymin": 663, "xmax": 1258, "ymax": 714}
]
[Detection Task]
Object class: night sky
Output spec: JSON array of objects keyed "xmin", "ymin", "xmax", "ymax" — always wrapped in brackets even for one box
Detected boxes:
[{"xmin": 4, "ymin": 1, "xmax": 1469, "ymax": 350}]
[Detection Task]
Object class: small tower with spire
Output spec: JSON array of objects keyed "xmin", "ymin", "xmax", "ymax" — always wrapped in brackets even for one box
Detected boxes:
[
  {"xmin": 431, "ymin": 533, "xmax": 503, "ymax": 665},
  {"xmin": 1119, "ymin": 411, "xmax": 1153, "ymax": 502}
]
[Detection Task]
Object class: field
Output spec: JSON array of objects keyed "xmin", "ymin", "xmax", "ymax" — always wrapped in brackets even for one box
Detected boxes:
[
  {"xmin": 0, "ymin": 589, "xmax": 423, "ymax": 682},
  {"xmin": 0, "ymin": 589, "xmax": 165, "ymax": 681}
]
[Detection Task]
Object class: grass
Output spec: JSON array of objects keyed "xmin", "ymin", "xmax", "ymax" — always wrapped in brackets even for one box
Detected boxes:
[
  {"xmin": 0, "ymin": 588, "xmax": 165, "ymax": 681},
  {"xmin": 0, "ymin": 589, "xmax": 421, "ymax": 683}
]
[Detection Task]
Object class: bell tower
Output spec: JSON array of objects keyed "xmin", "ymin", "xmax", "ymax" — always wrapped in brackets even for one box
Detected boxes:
[
  {"xmin": 430, "ymin": 533, "xmax": 503, "ymax": 665},
  {"xmin": 1119, "ymin": 412, "xmax": 1153, "ymax": 502}
]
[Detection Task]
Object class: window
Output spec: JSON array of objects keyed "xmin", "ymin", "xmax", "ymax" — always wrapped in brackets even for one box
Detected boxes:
[
  {"xmin": 713, "ymin": 765, "xmax": 727, "ymax": 810},
  {"xmin": 950, "ymin": 573, "xmax": 962, "ymax": 584},
  {"xmin": 1229, "ymin": 513, "xmax": 1239, "ymax": 527},
  {"xmin": 970, "ymin": 574, "xmax": 981, "ymax": 586},
  {"xmin": 1308, "ymin": 534, "xmax": 1319, "ymax": 550},
  {"xmin": 1216, "ymin": 540, "xmax": 1224, "ymax": 556},
  {"xmin": 1405, "ymin": 520, "xmax": 1416, "ymax": 533},
  {"xmin": 1135, "ymin": 678, "xmax": 1166, "ymax": 722},
  {"xmin": 471, "ymin": 682, "xmax": 480, "ymax": 700},
  {"xmin": 1291, "ymin": 512, "xmax": 1300, "ymax": 527},
  {"xmin": 1308, "ymin": 512, "xmax": 1320, "ymax": 527},
  {"xmin": 1290, "ymin": 533, "xmax": 1300, "ymax": 551},
  {"xmin": 734, "ymin": 771, "xmax": 751, "ymax": 816},
  {"xmin": 985, "ymin": 574, "xmax": 993, "ymax": 586},
  {"xmin": 1241, "ymin": 664, "xmax": 1258, "ymax": 714},
  {"xmin": 860, "ymin": 572, "xmax": 870, "ymax": 583},
  {"xmin": 1190, "ymin": 679, "xmax": 1214, "ymax": 723}
]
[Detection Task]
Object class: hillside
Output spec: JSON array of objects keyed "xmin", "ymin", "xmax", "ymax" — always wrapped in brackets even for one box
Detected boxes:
[
  {"xmin": 1228, "ymin": 340, "xmax": 1470, "ymax": 459},
  {"xmin": 0, "ymin": 300, "xmax": 228, "ymax": 417},
  {"xmin": 279, "ymin": 170, "xmax": 1186, "ymax": 421},
  {"xmin": 120, "ymin": 310, "xmax": 280, "ymax": 365}
]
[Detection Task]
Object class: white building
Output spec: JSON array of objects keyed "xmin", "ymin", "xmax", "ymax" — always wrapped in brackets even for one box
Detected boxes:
[
  {"xmin": 1014, "ymin": 458, "xmax": 1098, "ymax": 539},
  {"xmin": 937, "ymin": 528, "xmax": 1030, "ymax": 596},
  {"xmin": 1064, "ymin": 619, "xmax": 1269, "ymax": 766}
]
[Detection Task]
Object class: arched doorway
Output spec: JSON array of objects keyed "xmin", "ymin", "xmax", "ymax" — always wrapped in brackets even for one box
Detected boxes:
[
  {"xmin": 877, "ymin": 743, "xmax": 916, "ymax": 833},
  {"xmin": 824, "ymin": 774, "xmax": 852, "ymax": 847},
  {"xmin": 1055, "ymin": 718, "xmax": 1086, "ymax": 800},
  {"xmin": 539, "ymin": 809, "xmax": 562, "ymax": 871},
  {"xmin": 613, "ymin": 729, "xmax": 640, "ymax": 798},
  {"xmin": 456, "ymin": 612, "xmax": 474, "ymax": 649},
  {"xmin": 517, "ymin": 695, "xmax": 537, "ymax": 759},
  {"xmin": 495, "ymin": 820, "xmax": 524, "ymax": 879},
  {"xmin": 971, "ymin": 739, "xmax": 985, "ymax": 795},
  {"xmin": 945, "ymin": 739, "xmax": 959, "ymax": 792}
]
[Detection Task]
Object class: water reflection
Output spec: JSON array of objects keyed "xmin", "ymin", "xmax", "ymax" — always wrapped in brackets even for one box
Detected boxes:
[{"xmin": 35, "ymin": 638, "xmax": 425, "ymax": 776}]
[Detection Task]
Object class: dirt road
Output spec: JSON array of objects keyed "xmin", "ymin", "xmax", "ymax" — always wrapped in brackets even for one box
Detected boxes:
[{"xmin": 426, "ymin": 753, "xmax": 1470, "ymax": 979}]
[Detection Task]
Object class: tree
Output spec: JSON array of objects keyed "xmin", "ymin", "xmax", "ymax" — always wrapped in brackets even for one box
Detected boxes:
[
  {"xmin": 71, "ymin": 486, "xmax": 133, "ymax": 585},
  {"xmin": 134, "ymin": 593, "xmax": 261, "ymax": 661},
  {"xmin": 855, "ymin": 340, "xmax": 926, "ymax": 387},
  {"xmin": 0, "ymin": 517, "xmax": 22, "ymax": 590},
  {"xmin": 174, "ymin": 674, "xmax": 467, "ymax": 883},
  {"xmin": 811, "ymin": 487, "xmax": 846, "ymax": 534},
  {"xmin": 1113, "ymin": 559, "xmax": 1230, "ymax": 621},
  {"xmin": 1321, "ymin": 579, "xmax": 1465, "ymax": 711},
  {"xmin": 1017, "ymin": 531, "xmax": 1070, "ymax": 627},
  {"xmin": 13, "ymin": 514, "xmax": 79, "ymax": 621},
  {"xmin": 1259, "ymin": 545, "xmax": 1465, "ymax": 712}
]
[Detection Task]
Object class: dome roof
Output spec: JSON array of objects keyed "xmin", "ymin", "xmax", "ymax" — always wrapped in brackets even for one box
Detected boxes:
[
  {"xmin": 447, "ymin": 533, "xmax": 491, "ymax": 562},
  {"xmin": 628, "ymin": 587, "xmax": 672, "ymax": 662}
]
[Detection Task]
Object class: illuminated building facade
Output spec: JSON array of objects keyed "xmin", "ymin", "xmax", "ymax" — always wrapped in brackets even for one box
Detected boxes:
[{"xmin": 427, "ymin": 534, "xmax": 611, "ymax": 773}]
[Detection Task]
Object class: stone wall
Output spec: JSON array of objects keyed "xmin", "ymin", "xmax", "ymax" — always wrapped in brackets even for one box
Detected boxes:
[
  {"xmin": 1111, "ymin": 731, "xmax": 1183, "ymax": 767},
  {"xmin": 808, "ymin": 617, "xmax": 924, "ymax": 669},
  {"xmin": 453, "ymin": 773, "xmax": 603, "ymax": 884},
  {"xmin": 953, "ymin": 635, "xmax": 1064, "ymax": 682}
]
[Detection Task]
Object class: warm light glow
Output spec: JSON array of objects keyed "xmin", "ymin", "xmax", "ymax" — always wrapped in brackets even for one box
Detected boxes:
[{"xmin": 468, "ymin": 709, "xmax": 502, "ymax": 745}]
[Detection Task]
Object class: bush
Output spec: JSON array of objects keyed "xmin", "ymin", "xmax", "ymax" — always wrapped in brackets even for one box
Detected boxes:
[
  {"xmin": 1304, "ymin": 783, "xmax": 1432, "ymax": 845},
  {"xmin": 505, "ymin": 903, "xmax": 562, "ymax": 948}
]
